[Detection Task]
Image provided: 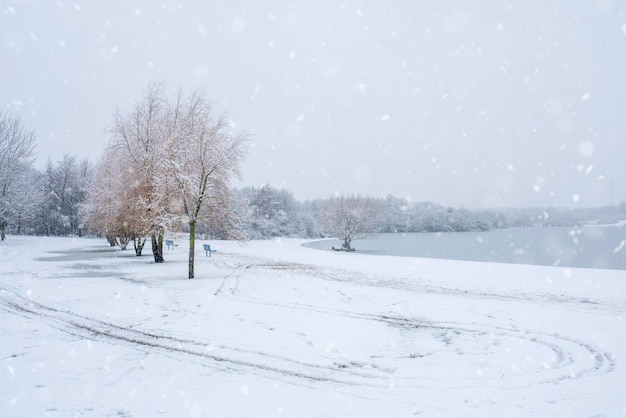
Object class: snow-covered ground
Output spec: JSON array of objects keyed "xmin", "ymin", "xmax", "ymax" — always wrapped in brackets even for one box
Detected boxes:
[{"xmin": 1, "ymin": 235, "xmax": 624, "ymax": 417}]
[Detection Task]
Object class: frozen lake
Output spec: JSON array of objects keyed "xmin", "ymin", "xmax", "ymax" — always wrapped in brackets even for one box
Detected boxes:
[{"xmin": 304, "ymin": 225, "xmax": 626, "ymax": 270}]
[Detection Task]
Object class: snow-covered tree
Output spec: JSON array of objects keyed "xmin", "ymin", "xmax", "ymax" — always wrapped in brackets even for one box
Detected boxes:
[
  {"xmin": 4, "ymin": 165, "xmax": 43, "ymax": 236},
  {"xmin": 379, "ymin": 195, "xmax": 414, "ymax": 233},
  {"xmin": 240, "ymin": 185, "xmax": 304, "ymax": 239},
  {"xmin": 161, "ymin": 88, "xmax": 247, "ymax": 278},
  {"xmin": 108, "ymin": 82, "xmax": 171, "ymax": 261},
  {"xmin": 80, "ymin": 154, "xmax": 116, "ymax": 243},
  {"xmin": 0, "ymin": 111, "xmax": 39, "ymax": 240},
  {"xmin": 297, "ymin": 199, "xmax": 324, "ymax": 238},
  {"xmin": 36, "ymin": 155, "xmax": 92, "ymax": 236},
  {"xmin": 82, "ymin": 83, "xmax": 247, "ymax": 274},
  {"xmin": 82, "ymin": 83, "xmax": 171, "ymax": 257},
  {"xmin": 319, "ymin": 195, "xmax": 381, "ymax": 251},
  {"xmin": 80, "ymin": 148, "xmax": 145, "ymax": 252},
  {"xmin": 196, "ymin": 185, "xmax": 248, "ymax": 241}
]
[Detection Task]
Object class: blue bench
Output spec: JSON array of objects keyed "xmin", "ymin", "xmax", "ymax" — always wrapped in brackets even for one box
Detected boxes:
[
  {"xmin": 203, "ymin": 244, "xmax": 217, "ymax": 256},
  {"xmin": 165, "ymin": 239, "xmax": 177, "ymax": 250}
]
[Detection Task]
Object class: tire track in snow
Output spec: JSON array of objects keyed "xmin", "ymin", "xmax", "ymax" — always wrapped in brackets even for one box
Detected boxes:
[
  {"xmin": 213, "ymin": 261, "xmax": 249, "ymax": 296},
  {"xmin": 211, "ymin": 257, "xmax": 617, "ymax": 389},
  {"xmin": 2, "ymin": 254, "xmax": 616, "ymax": 393},
  {"xmin": 0, "ymin": 284, "xmax": 389, "ymax": 387}
]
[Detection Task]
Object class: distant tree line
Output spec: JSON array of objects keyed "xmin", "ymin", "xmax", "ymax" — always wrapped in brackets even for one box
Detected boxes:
[
  {"xmin": 2, "ymin": 110, "xmax": 625, "ymax": 247},
  {"xmin": 232, "ymin": 186, "xmax": 508, "ymax": 240},
  {"xmin": 218, "ymin": 185, "xmax": 626, "ymax": 241}
]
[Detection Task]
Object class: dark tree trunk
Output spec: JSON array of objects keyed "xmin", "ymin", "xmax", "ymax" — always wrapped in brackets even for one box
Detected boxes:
[
  {"xmin": 188, "ymin": 220, "xmax": 196, "ymax": 278},
  {"xmin": 134, "ymin": 236, "xmax": 147, "ymax": 256},
  {"xmin": 106, "ymin": 234, "xmax": 117, "ymax": 247},
  {"xmin": 118, "ymin": 234, "xmax": 131, "ymax": 250},
  {"xmin": 151, "ymin": 226, "xmax": 164, "ymax": 263}
]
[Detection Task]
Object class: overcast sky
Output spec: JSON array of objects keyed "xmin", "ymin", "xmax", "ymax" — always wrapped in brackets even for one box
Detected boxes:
[{"xmin": 2, "ymin": 1, "xmax": 626, "ymax": 208}]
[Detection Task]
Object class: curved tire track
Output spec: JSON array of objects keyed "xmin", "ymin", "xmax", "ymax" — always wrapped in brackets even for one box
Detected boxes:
[
  {"xmin": 1, "ymin": 254, "xmax": 617, "ymax": 392},
  {"xmin": 211, "ymin": 257, "xmax": 617, "ymax": 389},
  {"xmin": 0, "ymin": 284, "xmax": 387, "ymax": 387}
]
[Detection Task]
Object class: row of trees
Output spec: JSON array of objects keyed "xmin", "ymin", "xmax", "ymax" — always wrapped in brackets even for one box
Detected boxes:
[
  {"xmin": 3, "ymin": 97, "xmax": 625, "ymax": 271},
  {"xmin": 1, "ymin": 105, "xmax": 500, "ymax": 256},
  {"xmin": 231, "ymin": 185, "xmax": 626, "ymax": 250},
  {"xmin": 234, "ymin": 185, "xmax": 505, "ymax": 240},
  {"xmin": 237, "ymin": 187, "xmax": 381, "ymax": 251},
  {"xmin": 0, "ymin": 84, "xmax": 246, "ymax": 279},
  {"xmin": 80, "ymin": 83, "xmax": 246, "ymax": 278}
]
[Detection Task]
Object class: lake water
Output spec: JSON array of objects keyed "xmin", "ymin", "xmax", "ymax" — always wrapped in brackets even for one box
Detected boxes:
[{"xmin": 303, "ymin": 225, "xmax": 626, "ymax": 270}]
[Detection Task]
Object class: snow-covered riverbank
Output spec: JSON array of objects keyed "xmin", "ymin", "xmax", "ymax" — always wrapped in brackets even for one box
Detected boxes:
[{"xmin": 1, "ymin": 236, "xmax": 624, "ymax": 417}]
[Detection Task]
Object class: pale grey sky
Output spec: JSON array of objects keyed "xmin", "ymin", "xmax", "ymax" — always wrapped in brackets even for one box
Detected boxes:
[{"xmin": 2, "ymin": 1, "xmax": 625, "ymax": 208}]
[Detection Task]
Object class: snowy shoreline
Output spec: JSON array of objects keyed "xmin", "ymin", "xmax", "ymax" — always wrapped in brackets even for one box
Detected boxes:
[
  {"xmin": 303, "ymin": 225, "xmax": 626, "ymax": 271},
  {"xmin": 1, "ymin": 236, "xmax": 625, "ymax": 417}
]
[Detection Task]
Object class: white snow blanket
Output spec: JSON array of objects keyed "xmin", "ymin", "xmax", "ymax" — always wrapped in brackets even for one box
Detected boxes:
[{"xmin": 1, "ymin": 236, "xmax": 624, "ymax": 417}]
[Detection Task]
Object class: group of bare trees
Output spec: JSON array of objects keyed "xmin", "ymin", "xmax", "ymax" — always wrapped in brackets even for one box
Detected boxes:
[
  {"xmin": 0, "ymin": 111, "xmax": 40, "ymax": 240},
  {"xmin": 0, "ymin": 112, "xmax": 92, "ymax": 239},
  {"xmin": 81, "ymin": 83, "xmax": 246, "ymax": 278}
]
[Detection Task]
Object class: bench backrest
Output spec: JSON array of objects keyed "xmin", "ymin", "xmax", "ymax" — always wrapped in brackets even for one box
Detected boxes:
[{"xmin": 203, "ymin": 244, "xmax": 211, "ymax": 250}]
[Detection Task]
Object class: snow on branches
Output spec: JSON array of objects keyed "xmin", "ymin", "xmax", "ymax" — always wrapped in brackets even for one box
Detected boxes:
[
  {"xmin": 319, "ymin": 195, "xmax": 381, "ymax": 251},
  {"xmin": 81, "ymin": 83, "xmax": 247, "ymax": 277},
  {"xmin": 0, "ymin": 111, "xmax": 39, "ymax": 240}
]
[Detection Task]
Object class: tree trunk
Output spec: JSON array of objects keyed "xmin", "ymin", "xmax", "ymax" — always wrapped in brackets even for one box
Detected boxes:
[
  {"xmin": 106, "ymin": 234, "xmax": 117, "ymax": 247},
  {"xmin": 118, "ymin": 234, "xmax": 131, "ymax": 250},
  {"xmin": 188, "ymin": 220, "xmax": 196, "ymax": 279},
  {"xmin": 134, "ymin": 236, "xmax": 146, "ymax": 256},
  {"xmin": 151, "ymin": 226, "xmax": 164, "ymax": 263},
  {"xmin": 0, "ymin": 220, "xmax": 5, "ymax": 240}
]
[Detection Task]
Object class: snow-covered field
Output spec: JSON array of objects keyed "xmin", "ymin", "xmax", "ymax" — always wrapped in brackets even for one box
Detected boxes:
[{"xmin": 1, "ymin": 235, "xmax": 624, "ymax": 417}]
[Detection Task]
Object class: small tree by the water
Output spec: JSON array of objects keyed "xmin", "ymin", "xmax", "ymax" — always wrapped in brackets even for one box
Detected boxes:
[{"xmin": 320, "ymin": 195, "xmax": 380, "ymax": 251}]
